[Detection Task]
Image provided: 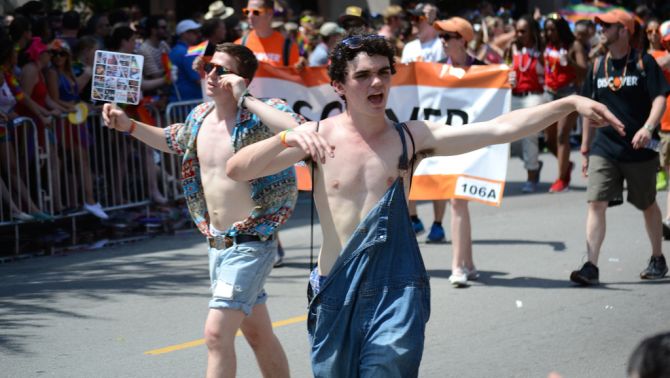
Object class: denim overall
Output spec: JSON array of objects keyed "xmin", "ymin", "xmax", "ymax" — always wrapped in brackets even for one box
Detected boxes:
[{"xmin": 307, "ymin": 123, "xmax": 431, "ymax": 377}]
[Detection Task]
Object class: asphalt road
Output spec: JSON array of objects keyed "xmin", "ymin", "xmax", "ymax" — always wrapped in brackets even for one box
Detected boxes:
[{"xmin": 2, "ymin": 150, "xmax": 669, "ymax": 378}]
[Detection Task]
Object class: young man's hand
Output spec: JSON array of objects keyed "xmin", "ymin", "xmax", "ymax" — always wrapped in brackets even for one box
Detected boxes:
[
  {"xmin": 102, "ymin": 103, "xmax": 132, "ymax": 132},
  {"xmin": 283, "ymin": 125, "xmax": 335, "ymax": 163},
  {"xmin": 572, "ymin": 95, "xmax": 625, "ymax": 136}
]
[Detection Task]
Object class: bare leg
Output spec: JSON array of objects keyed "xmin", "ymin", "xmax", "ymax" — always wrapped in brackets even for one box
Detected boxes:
[
  {"xmin": 665, "ymin": 166, "xmax": 670, "ymax": 222},
  {"xmin": 408, "ymin": 200, "xmax": 418, "ymax": 216},
  {"xmin": 77, "ymin": 145, "xmax": 97, "ymax": 205},
  {"xmin": 586, "ymin": 200, "xmax": 608, "ymax": 265},
  {"xmin": 642, "ymin": 201, "xmax": 663, "ymax": 257},
  {"xmin": 204, "ymin": 308, "xmax": 246, "ymax": 378},
  {"xmin": 544, "ymin": 122, "xmax": 559, "ymax": 158},
  {"xmin": 556, "ymin": 113, "xmax": 576, "ymax": 181},
  {"xmin": 433, "ymin": 200, "xmax": 446, "ymax": 223},
  {"xmin": 145, "ymin": 147, "xmax": 167, "ymax": 204},
  {"xmin": 450, "ymin": 199, "xmax": 473, "ymax": 270},
  {"xmin": 240, "ymin": 304, "xmax": 289, "ymax": 378}
]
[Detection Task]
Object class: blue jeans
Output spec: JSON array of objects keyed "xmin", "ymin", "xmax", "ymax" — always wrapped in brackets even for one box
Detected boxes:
[
  {"xmin": 307, "ymin": 178, "xmax": 431, "ymax": 377},
  {"xmin": 208, "ymin": 239, "xmax": 277, "ymax": 315}
]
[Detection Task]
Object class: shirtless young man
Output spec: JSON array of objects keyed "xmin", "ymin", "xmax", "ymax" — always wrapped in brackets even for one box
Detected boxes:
[
  {"xmin": 226, "ymin": 35, "xmax": 624, "ymax": 376},
  {"xmin": 102, "ymin": 43, "xmax": 303, "ymax": 378}
]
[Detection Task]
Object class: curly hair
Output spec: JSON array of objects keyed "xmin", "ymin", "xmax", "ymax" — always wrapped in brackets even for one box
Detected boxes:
[
  {"xmin": 328, "ymin": 33, "xmax": 396, "ymax": 85},
  {"xmin": 215, "ymin": 42, "xmax": 258, "ymax": 81}
]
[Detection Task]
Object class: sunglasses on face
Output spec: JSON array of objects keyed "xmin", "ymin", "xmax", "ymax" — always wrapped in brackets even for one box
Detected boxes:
[
  {"xmin": 203, "ymin": 62, "xmax": 233, "ymax": 76},
  {"xmin": 440, "ymin": 33, "xmax": 462, "ymax": 42},
  {"xmin": 646, "ymin": 28, "xmax": 659, "ymax": 34},
  {"xmin": 242, "ymin": 7, "xmax": 271, "ymax": 16},
  {"xmin": 410, "ymin": 15, "xmax": 426, "ymax": 23},
  {"xmin": 599, "ymin": 22, "xmax": 618, "ymax": 30},
  {"xmin": 50, "ymin": 50, "xmax": 68, "ymax": 57}
]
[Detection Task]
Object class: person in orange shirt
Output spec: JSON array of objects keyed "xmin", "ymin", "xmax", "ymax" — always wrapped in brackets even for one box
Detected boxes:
[
  {"xmin": 650, "ymin": 20, "xmax": 670, "ymax": 238},
  {"xmin": 235, "ymin": 0, "xmax": 301, "ymax": 68}
]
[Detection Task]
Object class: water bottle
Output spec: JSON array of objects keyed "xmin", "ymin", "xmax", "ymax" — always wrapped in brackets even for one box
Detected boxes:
[{"xmin": 646, "ymin": 138, "xmax": 661, "ymax": 152}]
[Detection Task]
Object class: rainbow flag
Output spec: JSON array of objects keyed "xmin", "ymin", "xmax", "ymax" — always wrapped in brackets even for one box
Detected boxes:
[{"xmin": 186, "ymin": 41, "xmax": 208, "ymax": 57}]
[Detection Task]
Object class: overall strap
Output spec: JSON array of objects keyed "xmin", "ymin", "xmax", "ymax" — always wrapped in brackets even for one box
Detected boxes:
[{"xmin": 394, "ymin": 122, "xmax": 416, "ymax": 190}]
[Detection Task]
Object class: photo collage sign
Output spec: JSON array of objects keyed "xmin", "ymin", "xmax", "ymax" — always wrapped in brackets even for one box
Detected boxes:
[{"xmin": 91, "ymin": 51, "xmax": 144, "ymax": 105}]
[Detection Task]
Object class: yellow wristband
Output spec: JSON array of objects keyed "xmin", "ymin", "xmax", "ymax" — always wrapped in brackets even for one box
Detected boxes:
[{"xmin": 279, "ymin": 129, "xmax": 292, "ymax": 148}]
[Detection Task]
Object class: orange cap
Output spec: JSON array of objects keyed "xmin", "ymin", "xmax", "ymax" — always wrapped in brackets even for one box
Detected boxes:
[
  {"xmin": 433, "ymin": 17, "xmax": 474, "ymax": 42},
  {"xmin": 594, "ymin": 9, "xmax": 635, "ymax": 35}
]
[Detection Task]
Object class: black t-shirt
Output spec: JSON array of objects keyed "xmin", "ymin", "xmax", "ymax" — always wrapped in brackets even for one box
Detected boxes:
[{"xmin": 581, "ymin": 49, "xmax": 670, "ymax": 162}]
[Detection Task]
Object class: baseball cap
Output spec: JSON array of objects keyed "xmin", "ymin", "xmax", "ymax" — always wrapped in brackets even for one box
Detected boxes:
[
  {"xmin": 320, "ymin": 22, "xmax": 345, "ymax": 37},
  {"xmin": 660, "ymin": 20, "xmax": 670, "ymax": 43},
  {"xmin": 176, "ymin": 19, "xmax": 201, "ymax": 35},
  {"xmin": 434, "ymin": 17, "xmax": 474, "ymax": 42},
  {"xmin": 339, "ymin": 5, "xmax": 366, "ymax": 27},
  {"xmin": 408, "ymin": 3, "xmax": 426, "ymax": 17},
  {"xmin": 594, "ymin": 9, "xmax": 634, "ymax": 35}
]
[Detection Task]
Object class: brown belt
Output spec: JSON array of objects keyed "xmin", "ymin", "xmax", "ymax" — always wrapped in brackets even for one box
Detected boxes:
[{"xmin": 207, "ymin": 233, "xmax": 273, "ymax": 249}]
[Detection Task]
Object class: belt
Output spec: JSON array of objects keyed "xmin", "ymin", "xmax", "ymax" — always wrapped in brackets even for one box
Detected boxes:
[
  {"xmin": 207, "ymin": 233, "xmax": 273, "ymax": 249},
  {"xmin": 512, "ymin": 90, "xmax": 544, "ymax": 97}
]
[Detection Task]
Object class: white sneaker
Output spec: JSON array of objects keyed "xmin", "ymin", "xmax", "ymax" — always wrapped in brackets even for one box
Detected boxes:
[
  {"xmin": 12, "ymin": 212, "xmax": 34, "ymax": 221},
  {"xmin": 84, "ymin": 202, "xmax": 109, "ymax": 219},
  {"xmin": 465, "ymin": 266, "xmax": 480, "ymax": 281},
  {"xmin": 449, "ymin": 269, "xmax": 468, "ymax": 287}
]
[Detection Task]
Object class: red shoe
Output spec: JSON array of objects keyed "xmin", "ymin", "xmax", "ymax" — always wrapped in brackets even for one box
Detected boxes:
[{"xmin": 549, "ymin": 179, "xmax": 569, "ymax": 193}]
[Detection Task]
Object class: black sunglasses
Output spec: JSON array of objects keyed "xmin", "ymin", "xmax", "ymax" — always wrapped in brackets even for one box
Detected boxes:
[
  {"xmin": 440, "ymin": 33, "xmax": 462, "ymax": 42},
  {"xmin": 203, "ymin": 62, "xmax": 233, "ymax": 76},
  {"xmin": 50, "ymin": 50, "xmax": 68, "ymax": 57}
]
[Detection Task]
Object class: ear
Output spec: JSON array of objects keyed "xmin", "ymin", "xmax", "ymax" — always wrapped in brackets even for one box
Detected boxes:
[{"xmin": 331, "ymin": 80, "xmax": 345, "ymax": 97}]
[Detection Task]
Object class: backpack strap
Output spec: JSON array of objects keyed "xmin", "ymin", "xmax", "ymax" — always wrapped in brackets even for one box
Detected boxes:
[
  {"xmin": 591, "ymin": 56, "xmax": 603, "ymax": 99},
  {"xmin": 241, "ymin": 33, "xmax": 249, "ymax": 46},
  {"xmin": 282, "ymin": 37, "xmax": 292, "ymax": 66}
]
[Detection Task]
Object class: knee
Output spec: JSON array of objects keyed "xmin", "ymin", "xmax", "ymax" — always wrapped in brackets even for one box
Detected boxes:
[
  {"xmin": 589, "ymin": 201, "xmax": 608, "ymax": 213},
  {"xmin": 451, "ymin": 199, "xmax": 468, "ymax": 213},
  {"xmin": 204, "ymin": 324, "xmax": 228, "ymax": 352}
]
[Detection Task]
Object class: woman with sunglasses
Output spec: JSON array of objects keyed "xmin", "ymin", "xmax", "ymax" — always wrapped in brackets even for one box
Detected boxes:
[{"xmin": 542, "ymin": 13, "xmax": 588, "ymax": 193}]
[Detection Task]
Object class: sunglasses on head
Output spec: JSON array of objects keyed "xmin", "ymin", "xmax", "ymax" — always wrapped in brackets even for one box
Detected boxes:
[
  {"xmin": 203, "ymin": 62, "xmax": 233, "ymax": 76},
  {"xmin": 440, "ymin": 33, "xmax": 462, "ymax": 42},
  {"xmin": 341, "ymin": 34, "xmax": 386, "ymax": 50},
  {"xmin": 242, "ymin": 7, "xmax": 270, "ymax": 16}
]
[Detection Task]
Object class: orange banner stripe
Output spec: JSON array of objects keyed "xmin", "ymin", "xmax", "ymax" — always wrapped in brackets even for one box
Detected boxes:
[
  {"xmin": 409, "ymin": 174, "xmax": 505, "ymax": 206},
  {"xmin": 255, "ymin": 62, "xmax": 510, "ymax": 89}
]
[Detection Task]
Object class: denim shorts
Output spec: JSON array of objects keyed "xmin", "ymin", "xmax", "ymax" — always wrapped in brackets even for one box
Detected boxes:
[{"xmin": 208, "ymin": 239, "xmax": 277, "ymax": 315}]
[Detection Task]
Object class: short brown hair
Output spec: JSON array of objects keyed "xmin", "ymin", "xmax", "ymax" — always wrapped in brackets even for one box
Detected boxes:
[{"xmin": 215, "ymin": 42, "xmax": 258, "ymax": 81}]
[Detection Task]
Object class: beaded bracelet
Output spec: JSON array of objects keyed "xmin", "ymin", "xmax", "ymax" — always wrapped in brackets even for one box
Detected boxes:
[{"xmin": 124, "ymin": 119, "xmax": 137, "ymax": 136}]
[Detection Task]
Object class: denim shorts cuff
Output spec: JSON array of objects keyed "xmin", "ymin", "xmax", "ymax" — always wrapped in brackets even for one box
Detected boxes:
[{"xmin": 208, "ymin": 295, "xmax": 268, "ymax": 316}]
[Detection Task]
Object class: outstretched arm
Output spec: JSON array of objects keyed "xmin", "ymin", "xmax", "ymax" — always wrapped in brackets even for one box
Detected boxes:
[
  {"xmin": 101, "ymin": 103, "xmax": 171, "ymax": 153},
  {"xmin": 417, "ymin": 94, "xmax": 624, "ymax": 156},
  {"xmin": 226, "ymin": 122, "xmax": 334, "ymax": 181}
]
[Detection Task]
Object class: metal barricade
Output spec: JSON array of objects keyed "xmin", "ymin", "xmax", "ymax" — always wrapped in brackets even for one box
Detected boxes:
[
  {"xmin": 163, "ymin": 100, "xmax": 200, "ymax": 200},
  {"xmin": 0, "ymin": 117, "xmax": 43, "ymax": 226}
]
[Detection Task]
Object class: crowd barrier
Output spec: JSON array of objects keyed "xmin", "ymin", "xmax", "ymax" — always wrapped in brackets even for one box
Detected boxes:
[{"xmin": 0, "ymin": 101, "xmax": 201, "ymax": 255}]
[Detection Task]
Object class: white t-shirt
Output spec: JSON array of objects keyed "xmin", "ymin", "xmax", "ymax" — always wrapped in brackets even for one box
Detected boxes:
[{"xmin": 400, "ymin": 37, "xmax": 445, "ymax": 63}]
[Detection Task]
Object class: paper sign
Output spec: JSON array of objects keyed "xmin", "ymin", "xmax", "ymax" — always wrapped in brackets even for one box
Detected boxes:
[{"xmin": 91, "ymin": 50, "xmax": 143, "ymax": 105}]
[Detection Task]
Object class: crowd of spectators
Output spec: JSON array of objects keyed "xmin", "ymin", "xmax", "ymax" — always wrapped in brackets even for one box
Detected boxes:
[{"xmin": 1, "ymin": 0, "xmax": 669, "ymax": 243}]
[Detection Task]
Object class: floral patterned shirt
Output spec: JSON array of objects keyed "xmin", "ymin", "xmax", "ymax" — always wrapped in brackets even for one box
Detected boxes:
[{"xmin": 164, "ymin": 99, "xmax": 304, "ymax": 239}]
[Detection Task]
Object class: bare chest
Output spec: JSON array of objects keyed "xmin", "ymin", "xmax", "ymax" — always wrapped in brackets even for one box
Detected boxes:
[
  {"xmin": 196, "ymin": 121, "xmax": 234, "ymax": 169},
  {"xmin": 319, "ymin": 134, "xmax": 407, "ymax": 197}
]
